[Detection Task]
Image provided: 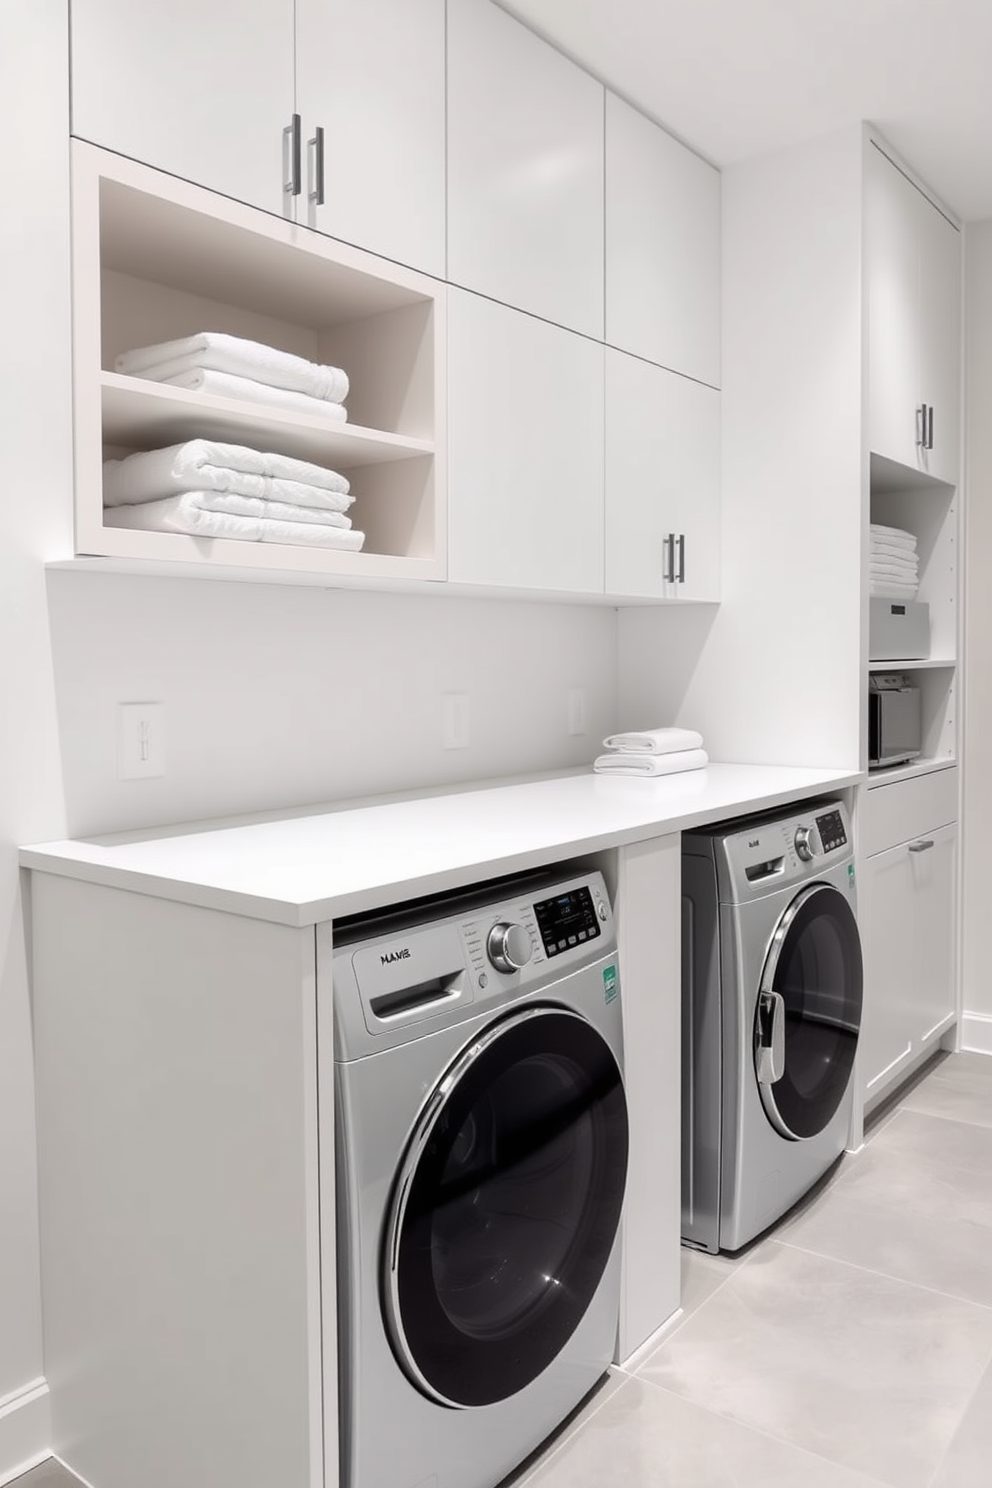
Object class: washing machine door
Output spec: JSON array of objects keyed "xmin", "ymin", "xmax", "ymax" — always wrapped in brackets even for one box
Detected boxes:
[
  {"xmin": 754, "ymin": 882, "xmax": 864, "ymax": 1141},
  {"xmin": 382, "ymin": 1003, "xmax": 628, "ymax": 1409}
]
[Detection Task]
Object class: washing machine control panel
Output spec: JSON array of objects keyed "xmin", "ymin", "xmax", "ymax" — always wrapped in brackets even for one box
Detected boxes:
[
  {"xmin": 532, "ymin": 884, "xmax": 603, "ymax": 960},
  {"xmin": 486, "ymin": 921, "xmax": 533, "ymax": 973},
  {"xmin": 814, "ymin": 807, "xmax": 847, "ymax": 853}
]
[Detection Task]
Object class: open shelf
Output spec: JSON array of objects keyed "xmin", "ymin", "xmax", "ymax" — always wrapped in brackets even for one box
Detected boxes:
[
  {"xmin": 71, "ymin": 140, "xmax": 447, "ymax": 582},
  {"xmin": 866, "ymin": 756, "xmax": 957, "ymax": 789},
  {"xmin": 867, "ymin": 657, "xmax": 956, "ymax": 672}
]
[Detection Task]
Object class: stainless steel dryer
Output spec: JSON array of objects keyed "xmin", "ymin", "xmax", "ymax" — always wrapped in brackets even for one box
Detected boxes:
[
  {"xmin": 332, "ymin": 868, "xmax": 628, "ymax": 1488},
  {"xmin": 682, "ymin": 800, "xmax": 863, "ymax": 1253}
]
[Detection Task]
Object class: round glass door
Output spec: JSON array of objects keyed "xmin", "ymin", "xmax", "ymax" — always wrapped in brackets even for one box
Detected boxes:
[
  {"xmin": 754, "ymin": 883, "xmax": 864, "ymax": 1140},
  {"xmin": 382, "ymin": 1005, "xmax": 628, "ymax": 1408}
]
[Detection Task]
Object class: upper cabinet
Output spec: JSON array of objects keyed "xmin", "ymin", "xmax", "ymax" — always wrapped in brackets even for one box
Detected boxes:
[
  {"xmin": 865, "ymin": 140, "xmax": 961, "ymax": 486},
  {"xmin": 69, "ymin": 0, "xmax": 446, "ymax": 278},
  {"xmin": 605, "ymin": 94, "xmax": 721, "ymax": 389},
  {"xmin": 446, "ymin": 0, "xmax": 605, "ymax": 339}
]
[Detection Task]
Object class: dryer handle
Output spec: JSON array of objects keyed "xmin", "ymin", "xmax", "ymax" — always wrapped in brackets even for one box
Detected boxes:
[{"xmin": 756, "ymin": 990, "xmax": 785, "ymax": 1083}]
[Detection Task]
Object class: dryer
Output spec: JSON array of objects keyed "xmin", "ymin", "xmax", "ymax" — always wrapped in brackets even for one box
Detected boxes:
[
  {"xmin": 682, "ymin": 799, "xmax": 863, "ymax": 1253},
  {"xmin": 332, "ymin": 868, "xmax": 628, "ymax": 1488}
]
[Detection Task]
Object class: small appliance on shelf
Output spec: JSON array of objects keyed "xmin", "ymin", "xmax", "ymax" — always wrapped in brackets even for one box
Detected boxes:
[{"xmin": 868, "ymin": 673, "xmax": 922, "ymax": 769}]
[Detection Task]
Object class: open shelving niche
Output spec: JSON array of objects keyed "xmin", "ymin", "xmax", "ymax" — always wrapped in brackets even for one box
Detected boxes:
[
  {"xmin": 866, "ymin": 453, "xmax": 958, "ymax": 788},
  {"xmin": 70, "ymin": 140, "xmax": 446, "ymax": 583}
]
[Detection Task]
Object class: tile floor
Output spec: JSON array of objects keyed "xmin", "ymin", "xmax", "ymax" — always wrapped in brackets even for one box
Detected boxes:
[{"xmin": 13, "ymin": 1051, "xmax": 992, "ymax": 1488}]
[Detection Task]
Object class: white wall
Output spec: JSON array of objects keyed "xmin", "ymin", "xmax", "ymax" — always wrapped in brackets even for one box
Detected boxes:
[
  {"xmin": 961, "ymin": 222, "xmax": 992, "ymax": 1026},
  {"xmin": 44, "ymin": 573, "xmax": 618, "ymax": 837},
  {"xmin": 0, "ymin": 0, "xmax": 71, "ymax": 1469},
  {"xmin": 618, "ymin": 125, "xmax": 865, "ymax": 770}
]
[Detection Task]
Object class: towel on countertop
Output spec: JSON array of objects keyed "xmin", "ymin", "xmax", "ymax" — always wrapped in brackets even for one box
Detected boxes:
[
  {"xmin": 602, "ymin": 726, "xmax": 704, "ymax": 755},
  {"xmin": 115, "ymin": 333, "xmax": 349, "ymax": 404},
  {"xmin": 103, "ymin": 441, "xmax": 352, "ymax": 511},
  {"xmin": 161, "ymin": 367, "xmax": 347, "ymax": 423},
  {"xmin": 104, "ymin": 493, "xmax": 365, "ymax": 550},
  {"xmin": 870, "ymin": 522, "xmax": 916, "ymax": 544},
  {"xmin": 594, "ymin": 749, "xmax": 709, "ymax": 777}
]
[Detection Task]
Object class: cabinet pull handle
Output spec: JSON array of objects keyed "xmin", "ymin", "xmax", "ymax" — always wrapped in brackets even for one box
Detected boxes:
[
  {"xmin": 916, "ymin": 403, "xmax": 927, "ymax": 449},
  {"xmin": 284, "ymin": 113, "xmax": 302, "ymax": 197},
  {"xmin": 664, "ymin": 532, "xmax": 675, "ymax": 582},
  {"xmin": 927, "ymin": 404, "xmax": 935, "ymax": 450},
  {"xmin": 909, "ymin": 839, "xmax": 935, "ymax": 852},
  {"xmin": 677, "ymin": 533, "xmax": 686, "ymax": 583},
  {"xmin": 308, "ymin": 125, "xmax": 326, "ymax": 207}
]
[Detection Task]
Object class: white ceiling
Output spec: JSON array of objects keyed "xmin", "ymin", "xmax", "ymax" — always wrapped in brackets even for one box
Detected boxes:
[{"xmin": 499, "ymin": 0, "xmax": 992, "ymax": 222}]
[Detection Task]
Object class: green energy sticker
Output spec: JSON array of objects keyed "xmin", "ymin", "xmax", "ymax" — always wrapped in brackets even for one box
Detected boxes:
[
  {"xmin": 848, "ymin": 862, "xmax": 856, "ymax": 883},
  {"xmin": 603, "ymin": 964, "xmax": 619, "ymax": 1003}
]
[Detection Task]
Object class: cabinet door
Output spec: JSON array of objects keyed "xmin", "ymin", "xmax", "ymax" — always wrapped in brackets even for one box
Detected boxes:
[
  {"xmin": 70, "ymin": 0, "xmax": 294, "ymax": 216},
  {"xmin": 866, "ymin": 144, "xmax": 922, "ymax": 473},
  {"xmin": 918, "ymin": 202, "xmax": 962, "ymax": 485},
  {"xmin": 907, "ymin": 822, "xmax": 957, "ymax": 1045},
  {"xmin": 447, "ymin": 290, "xmax": 604, "ymax": 593},
  {"xmin": 447, "ymin": 0, "xmax": 604, "ymax": 339},
  {"xmin": 605, "ymin": 350, "xmax": 720, "ymax": 600},
  {"xmin": 860, "ymin": 843, "xmax": 916, "ymax": 1101},
  {"xmin": 296, "ymin": 0, "xmax": 445, "ymax": 277},
  {"xmin": 605, "ymin": 93, "xmax": 720, "ymax": 388}
]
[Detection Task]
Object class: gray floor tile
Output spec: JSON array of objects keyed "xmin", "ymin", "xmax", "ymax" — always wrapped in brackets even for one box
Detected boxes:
[
  {"xmin": 518, "ymin": 1374, "xmax": 890, "ymax": 1488},
  {"xmin": 9, "ymin": 1463, "xmax": 74, "ymax": 1487},
  {"xmin": 677, "ymin": 1246, "xmax": 742, "ymax": 1324},
  {"xmin": 931, "ymin": 1351, "xmax": 992, "ymax": 1487},
  {"xmin": 634, "ymin": 1240, "xmax": 992, "ymax": 1488},
  {"xmin": 506, "ymin": 1368, "xmax": 626, "ymax": 1486},
  {"xmin": 898, "ymin": 1051, "xmax": 992, "ymax": 1128},
  {"xmin": 778, "ymin": 1111, "xmax": 992, "ymax": 1306}
]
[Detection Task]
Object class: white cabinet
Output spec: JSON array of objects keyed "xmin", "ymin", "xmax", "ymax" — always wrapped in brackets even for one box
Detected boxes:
[
  {"xmin": 71, "ymin": 0, "xmax": 295, "ymax": 217},
  {"xmin": 605, "ymin": 92, "xmax": 721, "ymax": 388},
  {"xmin": 866, "ymin": 140, "xmax": 961, "ymax": 485},
  {"xmin": 447, "ymin": 289, "xmax": 604, "ymax": 594},
  {"xmin": 604, "ymin": 349, "xmax": 720, "ymax": 601},
  {"xmin": 860, "ymin": 771, "xmax": 957, "ymax": 1108},
  {"xmin": 446, "ymin": 0, "xmax": 605, "ymax": 339},
  {"xmin": 70, "ymin": 0, "xmax": 446, "ymax": 276},
  {"xmin": 296, "ymin": 0, "xmax": 445, "ymax": 277}
]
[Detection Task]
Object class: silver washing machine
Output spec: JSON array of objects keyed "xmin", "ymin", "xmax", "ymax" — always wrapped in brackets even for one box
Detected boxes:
[
  {"xmin": 682, "ymin": 799, "xmax": 863, "ymax": 1254},
  {"xmin": 332, "ymin": 868, "xmax": 628, "ymax": 1488}
]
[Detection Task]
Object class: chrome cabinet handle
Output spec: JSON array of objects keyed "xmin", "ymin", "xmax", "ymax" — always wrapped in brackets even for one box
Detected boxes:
[
  {"xmin": 927, "ymin": 404, "xmax": 934, "ymax": 450},
  {"xmin": 283, "ymin": 113, "xmax": 302, "ymax": 197},
  {"xmin": 664, "ymin": 532, "xmax": 675, "ymax": 582},
  {"xmin": 308, "ymin": 125, "xmax": 325, "ymax": 207},
  {"xmin": 916, "ymin": 403, "xmax": 927, "ymax": 449},
  {"xmin": 909, "ymin": 839, "xmax": 935, "ymax": 853},
  {"xmin": 677, "ymin": 532, "xmax": 686, "ymax": 583}
]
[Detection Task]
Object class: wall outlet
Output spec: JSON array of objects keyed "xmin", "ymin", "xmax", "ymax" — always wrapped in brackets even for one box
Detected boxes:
[
  {"xmin": 567, "ymin": 688, "xmax": 587, "ymax": 736},
  {"xmin": 117, "ymin": 702, "xmax": 166, "ymax": 780},
  {"xmin": 441, "ymin": 692, "xmax": 470, "ymax": 749}
]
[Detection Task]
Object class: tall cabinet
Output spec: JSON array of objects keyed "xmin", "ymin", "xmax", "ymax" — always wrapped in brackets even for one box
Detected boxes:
[{"xmin": 860, "ymin": 135, "xmax": 962, "ymax": 1112}]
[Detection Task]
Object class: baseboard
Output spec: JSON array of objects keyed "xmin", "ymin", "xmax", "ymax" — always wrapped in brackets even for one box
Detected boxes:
[
  {"xmin": 0, "ymin": 1378, "xmax": 51, "ymax": 1486},
  {"xmin": 960, "ymin": 1012, "xmax": 992, "ymax": 1056}
]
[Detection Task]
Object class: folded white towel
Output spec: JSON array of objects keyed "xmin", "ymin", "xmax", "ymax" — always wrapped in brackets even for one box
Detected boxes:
[
  {"xmin": 593, "ymin": 749, "xmax": 709, "ymax": 777},
  {"xmin": 115, "ymin": 333, "xmax": 349, "ymax": 404},
  {"xmin": 869, "ymin": 579, "xmax": 919, "ymax": 598},
  {"xmin": 161, "ymin": 367, "xmax": 347, "ymax": 423},
  {"xmin": 602, "ymin": 726, "xmax": 704, "ymax": 756},
  {"xmin": 169, "ymin": 491, "xmax": 351, "ymax": 528},
  {"xmin": 103, "ymin": 441, "xmax": 352, "ymax": 510},
  {"xmin": 870, "ymin": 539, "xmax": 918, "ymax": 562},
  {"xmin": 104, "ymin": 494, "xmax": 366, "ymax": 550},
  {"xmin": 869, "ymin": 523, "xmax": 916, "ymax": 549},
  {"xmin": 870, "ymin": 558, "xmax": 919, "ymax": 579}
]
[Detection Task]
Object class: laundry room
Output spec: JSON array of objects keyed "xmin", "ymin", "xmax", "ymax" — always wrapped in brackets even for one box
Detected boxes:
[{"xmin": 3, "ymin": 3, "xmax": 992, "ymax": 1488}]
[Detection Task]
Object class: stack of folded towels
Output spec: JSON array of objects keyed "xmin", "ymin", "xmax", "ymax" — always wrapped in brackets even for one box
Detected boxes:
[
  {"xmin": 102, "ymin": 439, "xmax": 364, "ymax": 550},
  {"xmin": 593, "ymin": 727, "xmax": 708, "ymax": 777},
  {"xmin": 115, "ymin": 332, "xmax": 349, "ymax": 424},
  {"xmin": 869, "ymin": 523, "xmax": 919, "ymax": 599}
]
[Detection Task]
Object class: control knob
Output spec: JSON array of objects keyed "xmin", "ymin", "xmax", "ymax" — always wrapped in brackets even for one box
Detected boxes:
[
  {"xmin": 486, "ymin": 921, "xmax": 533, "ymax": 974},
  {"xmin": 794, "ymin": 825, "xmax": 818, "ymax": 862}
]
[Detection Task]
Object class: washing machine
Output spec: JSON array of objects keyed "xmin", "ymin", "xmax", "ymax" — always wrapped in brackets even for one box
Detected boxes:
[
  {"xmin": 332, "ymin": 867, "xmax": 629, "ymax": 1488},
  {"xmin": 682, "ymin": 799, "xmax": 864, "ymax": 1254}
]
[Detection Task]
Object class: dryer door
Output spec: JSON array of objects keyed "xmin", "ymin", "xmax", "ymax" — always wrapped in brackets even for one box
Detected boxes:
[
  {"xmin": 755, "ymin": 882, "xmax": 864, "ymax": 1140},
  {"xmin": 382, "ymin": 1004, "xmax": 628, "ymax": 1408}
]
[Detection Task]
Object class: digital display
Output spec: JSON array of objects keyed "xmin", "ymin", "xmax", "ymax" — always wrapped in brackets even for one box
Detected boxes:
[
  {"xmin": 533, "ymin": 886, "xmax": 601, "ymax": 958},
  {"xmin": 816, "ymin": 809, "xmax": 847, "ymax": 853}
]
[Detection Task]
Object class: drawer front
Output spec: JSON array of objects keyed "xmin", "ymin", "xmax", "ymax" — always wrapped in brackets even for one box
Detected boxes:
[{"xmin": 862, "ymin": 767, "xmax": 958, "ymax": 858}]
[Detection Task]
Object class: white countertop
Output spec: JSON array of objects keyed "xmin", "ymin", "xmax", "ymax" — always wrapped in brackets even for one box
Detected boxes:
[{"xmin": 20, "ymin": 762, "xmax": 863, "ymax": 925}]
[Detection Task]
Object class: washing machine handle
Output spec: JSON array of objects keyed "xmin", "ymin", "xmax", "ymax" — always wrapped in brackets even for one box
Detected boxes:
[{"xmin": 756, "ymin": 990, "xmax": 785, "ymax": 1084}]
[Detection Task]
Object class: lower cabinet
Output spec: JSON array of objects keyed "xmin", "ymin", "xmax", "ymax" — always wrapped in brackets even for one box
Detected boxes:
[{"xmin": 860, "ymin": 783, "xmax": 957, "ymax": 1107}]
